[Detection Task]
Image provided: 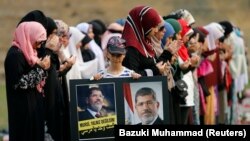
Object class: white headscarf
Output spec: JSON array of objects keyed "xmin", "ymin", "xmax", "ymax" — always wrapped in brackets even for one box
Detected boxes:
[
  {"xmin": 68, "ymin": 26, "xmax": 85, "ymax": 64},
  {"xmin": 76, "ymin": 22, "xmax": 90, "ymax": 34},
  {"xmin": 68, "ymin": 26, "xmax": 99, "ymax": 79},
  {"xmin": 204, "ymin": 22, "xmax": 224, "ymax": 51},
  {"xmin": 76, "ymin": 22, "xmax": 105, "ymax": 71}
]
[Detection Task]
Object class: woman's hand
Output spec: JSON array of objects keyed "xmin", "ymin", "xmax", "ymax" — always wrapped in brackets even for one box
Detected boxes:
[
  {"xmin": 45, "ymin": 34, "xmax": 61, "ymax": 52},
  {"xmin": 165, "ymin": 40, "xmax": 182, "ymax": 54},
  {"xmin": 190, "ymin": 55, "xmax": 200, "ymax": 67},
  {"xmin": 180, "ymin": 59, "xmax": 191, "ymax": 70},
  {"xmin": 156, "ymin": 61, "xmax": 167, "ymax": 75},
  {"xmin": 66, "ymin": 56, "xmax": 76, "ymax": 67},
  {"xmin": 37, "ymin": 55, "xmax": 51, "ymax": 70}
]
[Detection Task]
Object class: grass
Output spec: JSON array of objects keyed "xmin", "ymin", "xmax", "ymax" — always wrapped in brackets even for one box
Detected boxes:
[{"xmin": 0, "ymin": 84, "xmax": 8, "ymax": 131}]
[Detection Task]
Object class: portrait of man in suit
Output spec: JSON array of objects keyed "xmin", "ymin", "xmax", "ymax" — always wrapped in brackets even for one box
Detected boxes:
[
  {"xmin": 77, "ymin": 85, "xmax": 116, "ymax": 140},
  {"xmin": 78, "ymin": 86, "xmax": 115, "ymax": 120},
  {"xmin": 134, "ymin": 87, "xmax": 163, "ymax": 125}
]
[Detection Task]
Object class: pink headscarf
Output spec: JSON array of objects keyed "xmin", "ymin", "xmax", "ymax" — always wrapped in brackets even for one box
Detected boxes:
[
  {"xmin": 122, "ymin": 6, "xmax": 161, "ymax": 57},
  {"xmin": 12, "ymin": 21, "xmax": 47, "ymax": 66}
]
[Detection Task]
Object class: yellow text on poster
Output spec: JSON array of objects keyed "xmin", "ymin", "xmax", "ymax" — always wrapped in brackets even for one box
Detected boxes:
[{"xmin": 78, "ymin": 115, "xmax": 117, "ymax": 131}]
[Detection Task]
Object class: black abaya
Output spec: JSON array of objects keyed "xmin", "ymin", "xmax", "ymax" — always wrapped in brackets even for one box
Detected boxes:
[{"xmin": 4, "ymin": 47, "xmax": 46, "ymax": 141}]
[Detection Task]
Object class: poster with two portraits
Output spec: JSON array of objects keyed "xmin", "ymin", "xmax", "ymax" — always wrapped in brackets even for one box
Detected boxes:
[{"xmin": 70, "ymin": 76, "xmax": 170, "ymax": 141}]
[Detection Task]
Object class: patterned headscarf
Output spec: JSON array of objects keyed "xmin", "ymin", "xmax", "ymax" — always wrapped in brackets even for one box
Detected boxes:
[
  {"xmin": 163, "ymin": 9, "xmax": 195, "ymax": 26},
  {"xmin": 122, "ymin": 6, "xmax": 162, "ymax": 57},
  {"xmin": 12, "ymin": 22, "xmax": 47, "ymax": 66},
  {"xmin": 54, "ymin": 19, "xmax": 69, "ymax": 37}
]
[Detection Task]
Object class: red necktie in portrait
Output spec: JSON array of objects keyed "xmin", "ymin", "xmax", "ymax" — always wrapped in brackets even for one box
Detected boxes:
[{"xmin": 95, "ymin": 113, "xmax": 101, "ymax": 118}]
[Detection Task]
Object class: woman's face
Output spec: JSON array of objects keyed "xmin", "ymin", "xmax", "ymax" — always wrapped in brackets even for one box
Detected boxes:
[
  {"xmin": 33, "ymin": 40, "xmax": 45, "ymax": 49},
  {"xmin": 182, "ymin": 34, "xmax": 191, "ymax": 43},
  {"xmin": 201, "ymin": 38, "xmax": 209, "ymax": 53},
  {"xmin": 88, "ymin": 25, "xmax": 95, "ymax": 39},
  {"xmin": 155, "ymin": 25, "xmax": 166, "ymax": 40},
  {"xmin": 166, "ymin": 36, "xmax": 173, "ymax": 46},
  {"xmin": 59, "ymin": 32, "xmax": 70, "ymax": 47},
  {"xmin": 146, "ymin": 26, "xmax": 158, "ymax": 38},
  {"xmin": 175, "ymin": 32, "xmax": 182, "ymax": 41}
]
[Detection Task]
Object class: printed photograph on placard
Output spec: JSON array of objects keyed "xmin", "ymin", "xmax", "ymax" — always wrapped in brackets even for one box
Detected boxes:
[
  {"xmin": 76, "ymin": 83, "xmax": 116, "ymax": 140},
  {"xmin": 123, "ymin": 82, "xmax": 164, "ymax": 125},
  {"xmin": 69, "ymin": 76, "xmax": 169, "ymax": 140}
]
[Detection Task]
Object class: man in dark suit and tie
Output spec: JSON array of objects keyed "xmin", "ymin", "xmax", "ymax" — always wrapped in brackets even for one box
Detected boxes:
[
  {"xmin": 78, "ymin": 86, "xmax": 115, "ymax": 140},
  {"xmin": 78, "ymin": 87, "xmax": 113, "ymax": 120},
  {"xmin": 134, "ymin": 87, "xmax": 164, "ymax": 125}
]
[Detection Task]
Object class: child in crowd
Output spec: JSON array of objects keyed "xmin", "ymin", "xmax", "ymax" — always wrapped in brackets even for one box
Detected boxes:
[{"xmin": 92, "ymin": 36, "xmax": 141, "ymax": 79}]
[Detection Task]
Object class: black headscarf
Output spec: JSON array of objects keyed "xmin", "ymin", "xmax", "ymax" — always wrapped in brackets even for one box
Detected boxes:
[
  {"xmin": 17, "ymin": 10, "xmax": 48, "ymax": 29},
  {"xmin": 46, "ymin": 17, "xmax": 57, "ymax": 37},
  {"xmin": 218, "ymin": 21, "xmax": 233, "ymax": 38},
  {"xmin": 17, "ymin": 10, "xmax": 48, "ymax": 57},
  {"xmin": 190, "ymin": 27, "xmax": 207, "ymax": 43},
  {"xmin": 88, "ymin": 19, "xmax": 107, "ymax": 47}
]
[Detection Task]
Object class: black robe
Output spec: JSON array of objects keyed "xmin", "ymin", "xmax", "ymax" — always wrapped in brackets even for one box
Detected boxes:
[
  {"xmin": 43, "ymin": 48, "xmax": 70, "ymax": 141},
  {"xmin": 122, "ymin": 47, "xmax": 172, "ymax": 76},
  {"xmin": 4, "ymin": 46, "xmax": 45, "ymax": 141}
]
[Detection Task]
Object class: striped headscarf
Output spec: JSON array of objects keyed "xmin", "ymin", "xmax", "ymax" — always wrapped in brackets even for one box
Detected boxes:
[{"xmin": 122, "ymin": 6, "xmax": 161, "ymax": 57}]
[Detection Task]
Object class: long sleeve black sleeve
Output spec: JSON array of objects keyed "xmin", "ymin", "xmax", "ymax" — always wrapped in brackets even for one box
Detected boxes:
[{"xmin": 122, "ymin": 47, "xmax": 160, "ymax": 76}]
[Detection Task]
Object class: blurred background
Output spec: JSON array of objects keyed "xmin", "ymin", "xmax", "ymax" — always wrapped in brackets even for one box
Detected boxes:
[{"xmin": 0, "ymin": 0, "xmax": 249, "ymax": 135}]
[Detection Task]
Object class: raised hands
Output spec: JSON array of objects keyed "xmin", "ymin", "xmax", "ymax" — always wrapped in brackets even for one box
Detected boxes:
[
  {"xmin": 37, "ymin": 55, "xmax": 51, "ymax": 70},
  {"xmin": 165, "ymin": 40, "xmax": 182, "ymax": 55},
  {"xmin": 156, "ymin": 61, "xmax": 167, "ymax": 75},
  {"xmin": 45, "ymin": 34, "xmax": 61, "ymax": 52}
]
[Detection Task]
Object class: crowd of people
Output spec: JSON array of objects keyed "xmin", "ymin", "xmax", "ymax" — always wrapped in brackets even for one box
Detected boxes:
[{"xmin": 4, "ymin": 5, "xmax": 248, "ymax": 141}]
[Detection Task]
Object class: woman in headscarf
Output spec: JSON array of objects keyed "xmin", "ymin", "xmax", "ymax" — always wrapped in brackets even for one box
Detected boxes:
[
  {"xmin": 164, "ymin": 9, "xmax": 195, "ymax": 27},
  {"xmin": 4, "ymin": 22, "xmax": 50, "ymax": 141},
  {"xmin": 88, "ymin": 19, "xmax": 107, "ymax": 47},
  {"xmin": 43, "ymin": 17, "xmax": 70, "ymax": 141},
  {"xmin": 76, "ymin": 22, "xmax": 105, "ymax": 71},
  {"xmin": 122, "ymin": 6, "xmax": 167, "ymax": 76},
  {"xmin": 54, "ymin": 19, "xmax": 76, "ymax": 98},
  {"xmin": 68, "ymin": 27, "xmax": 99, "ymax": 79},
  {"xmin": 176, "ymin": 18, "xmax": 200, "ymax": 125},
  {"xmin": 203, "ymin": 22, "xmax": 225, "ymax": 125},
  {"xmin": 17, "ymin": 10, "xmax": 48, "ymax": 58},
  {"xmin": 81, "ymin": 33, "xmax": 96, "ymax": 62}
]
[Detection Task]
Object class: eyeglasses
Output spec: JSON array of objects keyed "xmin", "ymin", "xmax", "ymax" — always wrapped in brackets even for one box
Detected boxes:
[
  {"xmin": 58, "ymin": 31, "xmax": 71, "ymax": 39},
  {"xmin": 136, "ymin": 100, "xmax": 156, "ymax": 107},
  {"xmin": 158, "ymin": 25, "xmax": 165, "ymax": 31},
  {"xmin": 62, "ymin": 33, "xmax": 71, "ymax": 39}
]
